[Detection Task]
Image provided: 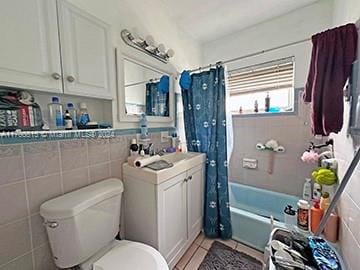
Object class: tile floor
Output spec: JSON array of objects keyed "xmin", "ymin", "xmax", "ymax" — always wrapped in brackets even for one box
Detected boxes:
[{"xmin": 174, "ymin": 232, "xmax": 265, "ymax": 270}]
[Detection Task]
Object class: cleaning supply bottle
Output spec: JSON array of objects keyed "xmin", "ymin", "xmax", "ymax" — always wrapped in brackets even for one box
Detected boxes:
[
  {"xmin": 320, "ymin": 192, "xmax": 331, "ymax": 212},
  {"xmin": 139, "ymin": 113, "xmax": 148, "ymax": 139},
  {"xmin": 130, "ymin": 138, "xmax": 139, "ymax": 156},
  {"xmin": 48, "ymin": 96, "xmax": 64, "ymax": 130},
  {"xmin": 64, "ymin": 110, "xmax": 73, "ymax": 130},
  {"xmin": 265, "ymin": 92, "xmax": 270, "ymax": 112},
  {"xmin": 313, "ymin": 183, "xmax": 322, "ymax": 201},
  {"xmin": 284, "ymin": 205, "xmax": 297, "ymax": 228},
  {"xmin": 78, "ymin": 102, "xmax": 90, "ymax": 126},
  {"xmin": 324, "ymin": 212, "xmax": 339, "ymax": 242},
  {"xmin": 297, "ymin": 199, "xmax": 310, "ymax": 231},
  {"xmin": 66, "ymin": 103, "xmax": 77, "ymax": 129},
  {"xmin": 310, "ymin": 200, "xmax": 324, "ymax": 233},
  {"xmin": 303, "ymin": 178, "xmax": 312, "ymax": 201}
]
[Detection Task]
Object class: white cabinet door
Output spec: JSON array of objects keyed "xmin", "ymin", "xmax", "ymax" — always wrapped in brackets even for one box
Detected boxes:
[
  {"xmin": 158, "ymin": 172, "xmax": 187, "ymax": 264},
  {"xmin": 57, "ymin": 1, "xmax": 114, "ymax": 99},
  {"xmin": 0, "ymin": 0, "xmax": 62, "ymax": 93},
  {"xmin": 187, "ymin": 165, "xmax": 204, "ymax": 241}
]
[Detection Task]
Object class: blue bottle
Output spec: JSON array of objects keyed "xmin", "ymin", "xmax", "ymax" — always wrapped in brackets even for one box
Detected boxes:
[
  {"xmin": 140, "ymin": 113, "xmax": 148, "ymax": 139},
  {"xmin": 48, "ymin": 96, "xmax": 64, "ymax": 130}
]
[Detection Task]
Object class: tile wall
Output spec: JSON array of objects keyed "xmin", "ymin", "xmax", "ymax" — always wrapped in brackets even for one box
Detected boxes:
[
  {"xmin": 229, "ymin": 96, "xmax": 316, "ymax": 197},
  {"xmin": 0, "ymin": 132, "xmax": 170, "ymax": 269}
]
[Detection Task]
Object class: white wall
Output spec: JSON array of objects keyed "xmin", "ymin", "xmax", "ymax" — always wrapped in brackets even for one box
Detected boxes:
[
  {"xmin": 331, "ymin": 1, "xmax": 360, "ymax": 269},
  {"xmin": 201, "ymin": 0, "xmax": 334, "ymax": 196},
  {"xmin": 202, "ymin": 0, "xmax": 333, "ymax": 88},
  {"xmin": 65, "ymin": 0, "xmax": 201, "ymax": 129}
]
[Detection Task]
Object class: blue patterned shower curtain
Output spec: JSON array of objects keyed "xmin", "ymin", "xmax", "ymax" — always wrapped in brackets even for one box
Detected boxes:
[{"xmin": 180, "ymin": 66, "xmax": 232, "ymax": 239}]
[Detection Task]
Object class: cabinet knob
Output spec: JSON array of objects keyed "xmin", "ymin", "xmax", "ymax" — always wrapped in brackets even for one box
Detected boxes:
[
  {"xmin": 51, "ymin": 73, "xmax": 61, "ymax": 80},
  {"xmin": 67, "ymin": 75, "xmax": 75, "ymax": 83},
  {"xmin": 184, "ymin": 178, "xmax": 188, "ymax": 183},
  {"xmin": 188, "ymin": 176, "xmax": 193, "ymax": 181}
]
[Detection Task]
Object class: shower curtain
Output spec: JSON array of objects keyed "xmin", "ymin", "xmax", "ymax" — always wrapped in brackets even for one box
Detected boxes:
[{"xmin": 180, "ymin": 66, "xmax": 232, "ymax": 239}]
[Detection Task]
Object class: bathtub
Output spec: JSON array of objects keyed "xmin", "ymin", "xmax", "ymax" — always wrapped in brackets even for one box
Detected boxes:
[{"xmin": 229, "ymin": 182, "xmax": 299, "ymax": 251}]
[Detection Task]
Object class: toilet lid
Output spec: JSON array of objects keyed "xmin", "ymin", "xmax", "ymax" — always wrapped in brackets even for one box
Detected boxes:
[{"xmin": 93, "ymin": 241, "xmax": 169, "ymax": 270}]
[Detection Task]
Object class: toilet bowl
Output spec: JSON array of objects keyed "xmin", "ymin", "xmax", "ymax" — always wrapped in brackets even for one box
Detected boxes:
[{"xmin": 40, "ymin": 178, "xmax": 168, "ymax": 270}]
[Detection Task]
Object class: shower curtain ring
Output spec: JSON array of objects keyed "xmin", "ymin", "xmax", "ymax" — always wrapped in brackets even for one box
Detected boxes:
[{"xmin": 216, "ymin": 61, "xmax": 222, "ymax": 67}]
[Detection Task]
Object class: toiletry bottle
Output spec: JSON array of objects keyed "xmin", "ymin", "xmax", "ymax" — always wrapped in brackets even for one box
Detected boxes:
[
  {"xmin": 130, "ymin": 138, "xmax": 139, "ymax": 156},
  {"xmin": 48, "ymin": 96, "xmax": 64, "ymax": 130},
  {"xmin": 320, "ymin": 192, "xmax": 331, "ymax": 212},
  {"xmin": 297, "ymin": 199, "xmax": 310, "ymax": 231},
  {"xmin": 139, "ymin": 113, "xmax": 148, "ymax": 139},
  {"xmin": 303, "ymin": 178, "xmax": 312, "ymax": 201},
  {"xmin": 64, "ymin": 110, "xmax": 73, "ymax": 130},
  {"xmin": 284, "ymin": 205, "xmax": 297, "ymax": 228},
  {"xmin": 265, "ymin": 92, "xmax": 270, "ymax": 112},
  {"xmin": 313, "ymin": 183, "xmax": 322, "ymax": 201},
  {"xmin": 254, "ymin": 100, "xmax": 259, "ymax": 113},
  {"xmin": 78, "ymin": 102, "xmax": 90, "ymax": 127},
  {"xmin": 324, "ymin": 212, "xmax": 339, "ymax": 242},
  {"xmin": 310, "ymin": 200, "xmax": 324, "ymax": 233},
  {"xmin": 66, "ymin": 103, "xmax": 77, "ymax": 129}
]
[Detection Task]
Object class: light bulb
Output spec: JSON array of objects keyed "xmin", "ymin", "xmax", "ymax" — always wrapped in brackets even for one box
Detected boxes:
[
  {"xmin": 158, "ymin": 44, "xmax": 166, "ymax": 53},
  {"xmin": 145, "ymin": 35, "xmax": 155, "ymax": 46},
  {"xmin": 166, "ymin": 49, "xmax": 175, "ymax": 58}
]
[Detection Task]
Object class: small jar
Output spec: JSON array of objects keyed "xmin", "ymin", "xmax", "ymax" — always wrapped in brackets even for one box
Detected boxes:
[{"xmin": 297, "ymin": 199, "xmax": 310, "ymax": 231}]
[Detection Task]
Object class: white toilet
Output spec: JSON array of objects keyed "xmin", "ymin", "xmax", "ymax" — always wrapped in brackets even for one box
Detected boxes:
[{"xmin": 40, "ymin": 178, "xmax": 169, "ymax": 270}]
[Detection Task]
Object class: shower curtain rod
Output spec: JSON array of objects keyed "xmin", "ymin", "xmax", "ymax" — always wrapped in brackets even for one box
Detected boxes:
[
  {"xmin": 189, "ymin": 37, "xmax": 310, "ymax": 74},
  {"xmin": 125, "ymin": 78, "xmax": 160, "ymax": 88}
]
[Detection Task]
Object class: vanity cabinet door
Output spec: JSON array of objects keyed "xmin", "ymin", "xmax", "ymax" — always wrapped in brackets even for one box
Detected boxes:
[
  {"xmin": 57, "ymin": 1, "xmax": 114, "ymax": 99},
  {"xmin": 158, "ymin": 172, "xmax": 188, "ymax": 264},
  {"xmin": 187, "ymin": 164, "xmax": 204, "ymax": 241},
  {"xmin": 0, "ymin": 0, "xmax": 62, "ymax": 93}
]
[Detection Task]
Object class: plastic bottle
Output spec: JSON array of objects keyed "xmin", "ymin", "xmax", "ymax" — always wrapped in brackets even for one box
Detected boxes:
[
  {"xmin": 303, "ymin": 178, "xmax": 312, "ymax": 201},
  {"xmin": 310, "ymin": 200, "xmax": 324, "ymax": 233},
  {"xmin": 130, "ymin": 138, "xmax": 139, "ymax": 156},
  {"xmin": 254, "ymin": 100, "xmax": 259, "ymax": 113},
  {"xmin": 313, "ymin": 182, "xmax": 322, "ymax": 201},
  {"xmin": 66, "ymin": 103, "xmax": 77, "ymax": 129},
  {"xmin": 139, "ymin": 113, "xmax": 148, "ymax": 139},
  {"xmin": 324, "ymin": 212, "xmax": 339, "ymax": 242},
  {"xmin": 48, "ymin": 96, "xmax": 64, "ymax": 130},
  {"xmin": 78, "ymin": 102, "xmax": 90, "ymax": 127},
  {"xmin": 320, "ymin": 192, "xmax": 331, "ymax": 212},
  {"xmin": 265, "ymin": 92, "xmax": 270, "ymax": 112},
  {"xmin": 284, "ymin": 205, "xmax": 297, "ymax": 228},
  {"xmin": 64, "ymin": 110, "xmax": 73, "ymax": 130},
  {"xmin": 297, "ymin": 199, "xmax": 310, "ymax": 231}
]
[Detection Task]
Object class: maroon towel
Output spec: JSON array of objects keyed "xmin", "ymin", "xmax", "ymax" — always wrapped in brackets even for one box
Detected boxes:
[{"xmin": 303, "ymin": 23, "xmax": 358, "ymax": 136}]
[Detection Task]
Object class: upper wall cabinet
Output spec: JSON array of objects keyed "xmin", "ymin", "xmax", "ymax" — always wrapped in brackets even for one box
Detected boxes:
[
  {"xmin": 57, "ymin": 1, "xmax": 114, "ymax": 99},
  {"xmin": 0, "ymin": 0, "xmax": 62, "ymax": 93},
  {"xmin": 0, "ymin": 0, "xmax": 115, "ymax": 100}
]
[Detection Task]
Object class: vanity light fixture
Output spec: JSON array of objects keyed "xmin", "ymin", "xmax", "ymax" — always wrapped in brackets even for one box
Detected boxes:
[{"xmin": 121, "ymin": 29, "xmax": 175, "ymax": 63}]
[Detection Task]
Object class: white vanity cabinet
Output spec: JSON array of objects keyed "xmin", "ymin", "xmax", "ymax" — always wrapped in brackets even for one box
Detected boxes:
[
  {"xmin": 0, "ymin": 0, "xmax": 114, "ymax": 99},
  {"xmin": 123, "ymin": 153, "xmax": 205, "ymax": 269}
]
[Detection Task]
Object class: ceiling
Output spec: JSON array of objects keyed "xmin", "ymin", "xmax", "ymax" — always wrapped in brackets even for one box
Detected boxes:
[{"xmin": 162, "ymin": 0, "xmax": 319, "ymax": 44}]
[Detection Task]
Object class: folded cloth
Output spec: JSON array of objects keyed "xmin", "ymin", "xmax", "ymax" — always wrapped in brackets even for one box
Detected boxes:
[
  {"xmin": 308, "ymin": 236, "xmax": 341, "ymax": 270},
  {"xmin": 303, "ymin": 23, "xmax": 358, "ymax": 136}
]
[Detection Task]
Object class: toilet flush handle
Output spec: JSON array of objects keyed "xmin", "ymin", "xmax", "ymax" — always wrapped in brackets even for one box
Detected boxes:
[{"xmin": 43, "ymin": 221, "xmax": 59, "ymax": 229}]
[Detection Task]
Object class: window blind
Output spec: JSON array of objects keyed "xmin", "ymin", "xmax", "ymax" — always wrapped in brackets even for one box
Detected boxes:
[{"xmin": 227, "ymin": 57, "xmax": 295, "ymax": 95}]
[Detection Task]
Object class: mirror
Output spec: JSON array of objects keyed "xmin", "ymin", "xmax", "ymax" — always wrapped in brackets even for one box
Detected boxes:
[{"xmin": 124, "ymin": 58, "xmax": 170, "ymax": 117}]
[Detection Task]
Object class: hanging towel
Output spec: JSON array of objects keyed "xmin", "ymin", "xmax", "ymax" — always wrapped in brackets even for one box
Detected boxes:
[{"xmin": 303, "ymin": 23, "xmax": 358, "ymax": 136}]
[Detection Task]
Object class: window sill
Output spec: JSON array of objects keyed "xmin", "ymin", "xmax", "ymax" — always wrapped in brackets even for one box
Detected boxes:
[{"xmin": 232, "ymin": 110, "xmax": 296, "ymax": 118}]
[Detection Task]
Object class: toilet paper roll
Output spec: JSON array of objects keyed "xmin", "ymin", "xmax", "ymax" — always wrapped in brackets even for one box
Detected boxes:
[{"xmin": 134, "ymin": 155, "xmax": 162, "ymax": 168}]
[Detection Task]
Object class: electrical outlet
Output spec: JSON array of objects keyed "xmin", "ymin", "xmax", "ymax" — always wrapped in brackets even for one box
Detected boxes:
[
  {"xmin": 243, "ymin": 158, "xmax": 258, "ymax": 169},
  {"xmin": 161, "ymin": 131, "xmax": 169, "ymax": 143}
]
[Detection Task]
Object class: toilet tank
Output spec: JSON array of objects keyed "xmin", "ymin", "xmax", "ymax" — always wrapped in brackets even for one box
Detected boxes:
[{"xmin": 40, "ymin": 178, "xmax": 124, "ymax": 269}]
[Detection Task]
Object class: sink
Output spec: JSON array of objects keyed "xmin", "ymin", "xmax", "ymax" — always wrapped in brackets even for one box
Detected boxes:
[
  {"xmin": 160, "ymin": 152, "xmax": 198, "ymax": 164},
  {"xmin": 123, "ymin": 151, "xmax": 206, "ymax": 185}
]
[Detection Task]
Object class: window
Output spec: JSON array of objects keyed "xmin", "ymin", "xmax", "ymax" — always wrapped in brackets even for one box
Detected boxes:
[{"xmin": 227, "ymin": 57, "xmax": 295, "ymax": 115}]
